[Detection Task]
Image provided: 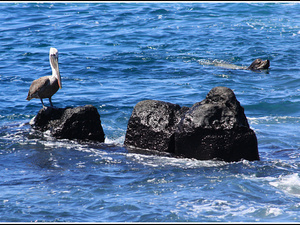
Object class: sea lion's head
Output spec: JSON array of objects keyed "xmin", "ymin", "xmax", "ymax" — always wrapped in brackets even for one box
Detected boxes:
[{"xmin": 247, "ymin": 59, "xmax": 270, "ymax": 71}]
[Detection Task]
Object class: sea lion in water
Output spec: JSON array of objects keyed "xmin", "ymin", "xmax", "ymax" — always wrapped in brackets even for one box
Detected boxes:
[
  {"xmin": 198, "ymin": 58, "xmax": 270, "ymax": 71},
  {"xmin": 247, "ymin": 58, "xmax": 270, "ymax": 71}
]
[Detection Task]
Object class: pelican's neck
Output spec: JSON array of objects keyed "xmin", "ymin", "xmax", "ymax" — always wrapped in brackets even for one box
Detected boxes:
[
  {"xmin": 49, "ymin": 48, "xmax": 61, "ymax": 88},
  {"xmin": 51, "ymin": 66, "xmax": 59, "ymax": 78},
  {"xmin": 50, "ymin": 56, "xmax": 59, "ymax": 78}
]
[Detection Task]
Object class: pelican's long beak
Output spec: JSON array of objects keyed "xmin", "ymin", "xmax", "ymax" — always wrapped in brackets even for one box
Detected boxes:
[
  {"xmin": 50, "ymin": 48, "xmax": 62, "ymax": 89},
  {"xmin": 57, "ymin": 67, "xmax": 62, "ymax": 89}
]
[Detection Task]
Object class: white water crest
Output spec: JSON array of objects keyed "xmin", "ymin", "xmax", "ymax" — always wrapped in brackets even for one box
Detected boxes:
[{"xmin": 270, "ymin": 173, "xmax": 300, "ymax": 198}]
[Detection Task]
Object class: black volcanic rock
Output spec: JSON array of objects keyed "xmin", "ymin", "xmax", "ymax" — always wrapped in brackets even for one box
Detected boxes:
[
  {"xmin": 30, "ymin": 105, "xmax": 105, "ymax": 142},
  {"xmin": 124, "ymin": 87, "xmax": 259, "ymax": 162},
  {"xmin": 124, "ymin": 100, "xmax": 188, "ymax": 153},
  {"xmin": 177, "ymin": 86, "xmax": 250, "ymax": 131},
  {"xmin": 174, "ymin": 87, "xmax": 259, "ymax": 162}
]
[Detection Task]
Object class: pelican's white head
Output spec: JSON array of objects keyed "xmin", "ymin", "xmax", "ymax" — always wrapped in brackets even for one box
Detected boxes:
[{"xmin": 49, "ymin": 47, "xmax": 61, "ymax": 89}]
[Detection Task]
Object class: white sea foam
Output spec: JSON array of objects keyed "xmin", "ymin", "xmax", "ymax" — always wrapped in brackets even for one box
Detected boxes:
[
  {"xmin": 177, "ymin": 198, "xmax": 258, "ymax": 220},
  {"xmin": 104, "ymin": 136, "xmax": 125, "ymax": 146},
  {"xmin": 248, "ymin": 116, "xmax": 300, "ymax": 125},
  {"xmin": 269, "ymin": 173, "xmax": 300, "ymax": 198},
  {"xmin": 266, "ymin": 207, "xmax": 283, "ymax": 217},
  {"xmin": 125, "ymin": 151, "xmax": 227, "ymax": 169}
]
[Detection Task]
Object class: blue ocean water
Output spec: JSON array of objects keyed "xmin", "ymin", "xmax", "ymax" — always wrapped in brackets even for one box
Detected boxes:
[{"xmin": 0, "ymin": 2, "xmax": 299, "ymax": 222}]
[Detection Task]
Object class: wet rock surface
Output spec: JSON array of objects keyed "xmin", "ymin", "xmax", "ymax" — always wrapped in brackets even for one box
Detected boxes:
[
  {"xmin": 124, "ymin": 87, "xmax": 259, "ymax": 162},
  {"xmin": 30, "ymin": 105, "xmax": 105, "ymax": 142},
  {"xmin": 124, "ymin": 100, "xmax": 189, "ymax": 153}
]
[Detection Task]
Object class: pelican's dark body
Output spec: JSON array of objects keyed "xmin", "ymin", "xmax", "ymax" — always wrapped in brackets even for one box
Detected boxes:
[{"xmin": 26, "ymin": 76, "xmax": 59, "ymax": 102}]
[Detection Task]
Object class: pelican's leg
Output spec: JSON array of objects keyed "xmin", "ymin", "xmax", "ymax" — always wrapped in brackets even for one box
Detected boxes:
[
  {"xmin": 40, "ymin": 98, "xmax": 46, "ymax": 108},
  {"xmin": 49, "ymin": 97, "xmax": 53, "ymax": 107}
]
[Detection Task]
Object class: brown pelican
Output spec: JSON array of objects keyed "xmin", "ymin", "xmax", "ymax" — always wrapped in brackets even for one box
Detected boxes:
[{"xmin": 26, "ymin": 47, "xmax": 62, "ymax": 107}]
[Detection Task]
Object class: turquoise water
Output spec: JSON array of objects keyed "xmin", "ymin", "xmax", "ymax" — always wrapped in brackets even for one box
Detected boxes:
[{"xmin": 0, "ymin": 2, "xmax": 300, "ymax": 222}]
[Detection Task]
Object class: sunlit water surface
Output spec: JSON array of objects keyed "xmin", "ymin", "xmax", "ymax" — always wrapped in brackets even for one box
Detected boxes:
[{"xmin": 0, "ymin": 2, "xmax": 299, "ymax": 222}]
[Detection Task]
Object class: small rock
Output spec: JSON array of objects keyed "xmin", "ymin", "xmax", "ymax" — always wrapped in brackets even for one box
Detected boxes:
[{"xmin": 30, "ymin": 105, "xmax": 105, "ymax": 142}]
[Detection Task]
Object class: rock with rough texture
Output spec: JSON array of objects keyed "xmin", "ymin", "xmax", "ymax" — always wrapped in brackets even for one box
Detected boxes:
[
  {"xmin": 124, "ymin": 100, "xmax": 189, "ymax": 153},
  {"xmin": 124, "ymin": 87, "xmax": 259, "ymax": 162},
  {"xmin": 30, "ymin": 105, "xmax": 105, "ymax": 142},
  {"xmin": 175, "ymin": 86, "xmax": 259, "ymax": 162}
]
